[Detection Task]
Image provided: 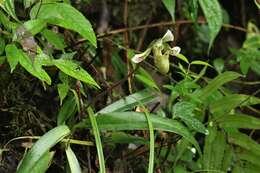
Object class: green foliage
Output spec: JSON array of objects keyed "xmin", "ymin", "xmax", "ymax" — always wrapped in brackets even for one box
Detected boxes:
[
  {"xmin": 0, "ymin": 1, "xmax": 259, "ymax": 173},
  {"xmin": 198, "ymin": 0, "xmax": 223, "ymax": 50},
  {"xmin": 16, "ymin": 125, "xmax": 70, "ymax": 173}
]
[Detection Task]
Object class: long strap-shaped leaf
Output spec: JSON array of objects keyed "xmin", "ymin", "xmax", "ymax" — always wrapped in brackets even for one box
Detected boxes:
[
  {"xmin": 97, "ymin": 89, "xmax": 159, "ymax": 114},
  {"xmin": 143, "ymin": 109, "xmax": 155, "ymax": 173},
  {"xmin": 87, "ymin": 107, "xmax": 106, "ymax": 173},
  {"xmin": 16, "ymin": 125, "xmax": 71, "ymax": 173},
  {"xmin": 66, "ymin": 146, "xmax": 82, "ymax": 173},
  {"xmin": 76, "ymin": 111, "xmax": 202, "ymax": 156}
]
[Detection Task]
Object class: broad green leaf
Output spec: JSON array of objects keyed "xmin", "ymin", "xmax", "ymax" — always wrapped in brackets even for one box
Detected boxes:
[
  {"xmin": 190, "ymin": 60, "xmax": 212, "ymax": 67},
  {"xmin": 198, "ymin": 0, "xmax": 223, "ymax": 50},
  {"xmin": 76, "ymin": 111, "xmax": 202, "ymax": 156},
  {"xmin": 202, "ymin": 122, "xmax": 217, "ymax": 170},
  {"xmin": 5, "ymin": 44, "xmax": 19, "ymax": 72},
  {"xmin": 66, "ymin": 146, "xmax": 81, "ymax": 173},
  {"xmin": 175, "ymin": 53, "xmax": 189, "ymax": 63},
  {"xmin": 87, "ymin": 107, "xmax": 105, "ymax": 173},
  {"xmin": 222, "ymin": 145, "xmax": 233, "ymax": 172},
  {"xmin": 0, "ymin": 0, "xmax": 19, "ymax": 21},
  {"xmin": 213, "ymin": 58, "xmax": 224, "ymax": 73},
  {"xmin": 162, "ymin": 0, "xmax": 176, "ymax": 22},
  {"xmin": 210, "ymin": 94, "xmax": 260, "ymax": 114},
  {"xmin": 57, "ymin": 96, "xmax": 77, "ymax": 125},
  {"xmin": 243, "ymin": 35, "xmax": 260, "ymax": 49},
  {"xmin": 33, "ymin": 54, "xmax": 52, "ymax": 85},
  {"xmin": 135, "ymin": 74, "xmax": 160, "ymax": 91},
  {"xmin": 30, "ymin": 2, "xmax": 96, "ymax": 47},
  {"xmin": 5, "ymin": 44, "xmax": 52, "ymax": 84},
  {"xmin": 41, "ymin": 29, "xmax": 66, "ymax": 50},
  {"xmin": 228, "ymin": 131, "xmax": 260, "ymax": 156},
  {"xmin": 30, "ymin": 151, "xmax": 55, "ymax": 173},
  {"xmin": 238, "ymin": 151, "xmax": 260, "ymax": 167},
  {"xmin": 24, "ymin": 19, "xmax": 47, "ymax": 35},
  {"xmin": 135, "ymin": 67, "xmax": 160, "ymax": 90},
  {"xmin": 172, "ymin": 101, "xmax": 208, "ymax": 134},
  {"xmin": 16, "ymin": 125, "xmax": 71, "ymax": 173},
  {"xmin": 211, "ymin": 131, "xmax": 226, "ymax": 170},
  {"xmin": 24, "ymin": 0, "xmax": 37, "ymax": 8},
  {"xmin": 0, "ymin": 9, "xmax": 18, "ymax": 29},
  {"xmin": 217, "ymin": 114, "xmax": 260, "ymax": 129},
  {"xmin": 97, "ymin": 89, "xmax": 159, "ymax": 114},
  {"xmin": 53, "ymin": 59, "xmax": 99, "ymax": 88},
  {"xmin": 195, "ymin": 71, "xmax": 241, "ymax": 101},
  {"xmin": 57, "ymin": 83, "xmax": 69, "ymax": 105}
]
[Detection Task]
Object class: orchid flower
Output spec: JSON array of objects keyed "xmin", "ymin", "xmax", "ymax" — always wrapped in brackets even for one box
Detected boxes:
[{"xmin": 131, "ymin": 30, "xmax": 181, "ymax": 74}]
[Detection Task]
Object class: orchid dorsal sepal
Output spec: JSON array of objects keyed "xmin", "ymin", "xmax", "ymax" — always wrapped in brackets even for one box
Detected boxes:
[
  {"xmin": 131, "ymin": 47, "xmax": 152, "ymax": 63},
  {"xmin": 162, "ymin": 30, "xmax": 174, "ymax": 43}
]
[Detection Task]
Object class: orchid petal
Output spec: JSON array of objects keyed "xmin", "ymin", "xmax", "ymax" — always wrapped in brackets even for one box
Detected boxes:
[
  {"xmin": 169, "ymin": 46, "xmax": 181, "ymax": 56},
  {"xmin": 131, "ymin": 48, "xmax": 152, "ymax": 63}
]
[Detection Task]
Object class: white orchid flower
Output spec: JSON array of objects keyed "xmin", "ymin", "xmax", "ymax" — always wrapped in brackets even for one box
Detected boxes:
[{"xmin": 131, "ymin": 29, "xmax": 181, "ymax": 74}]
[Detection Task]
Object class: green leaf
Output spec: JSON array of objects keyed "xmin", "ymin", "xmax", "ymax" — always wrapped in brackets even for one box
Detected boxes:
[
  {"xmin": 0, "ymin": 9, "xmax": 18, "ymax": 29},
  {"xmin": 87, "ymin": 107, "xmax": 105, "ymax": 173},
  {"xmin": 210, "ymin": 94, "xmax": 260, "ymax": 114},
  {"xmin": 172, "ymin": 101, "xmax": 208, "ymax": 134},
  {"xmin": 57, "ymin": 83, "xmax": 69, "ymax": 105},
  {"xmin": 222, "ymin": 145, "xmax": 233, "ymax": 172},
  {"xmin": 135, "ymin": 68, "xmax": 160, "ymax": 90},
  {"xmin": 255, "ymin": 0, "xmax": 260, "ymax": 9},
  {"xmin": 175, "ymin": 53, "xmax": 189, "ymax": 63},
  {"xmin": 0, "ymin": 36, "xmax": 5, "ymax": 55},
  {"xmin": 57, "ymin": 96, "xmax": 77, "ymax": 125},
  {"xmin": 0, "ymin": 0, "xmax": 19, "ymax": 21},
  {"xmin": 105, "ymin": 132, "xmax": 148, "ymax": 145},
  {"xmin": 5, "ymin": 44, "xmax": 52, "ymax": 84},
  {"xmin": 213, "ymin": 58, "xmax": 224, "ymax": 73},
  {"xmin": 162, "ymin": 0, "xmax": 176, "ymax": 22},
  {"xmin": 187, "ymin": 0, "xmax": 198, "ymax": 22},
  {"xmin": 24, "ymin": 0, "xmax": 37, "ymax": 8},
  {"xmin": 16, "ymin": 125, "xmax": 71, "ymax": 173},
  {"xmin": 24, "ymin": 19, "xmax": 47, "ymax": 35},
  {"xmin": 198, "ymin": 0, "xmax": 223, "ymax": 50},
  {"xmin": 97, "ymin": 89, "xmax": 159, "ymax": 114},
  {"xmin": 0, "ymin": 56, "xmax": 5, "ymax": 65},
  {"xmin": 195, "ymin": 71, "xmax": 241, "ymax": 101},
  {"xmin": 53, "ymin": 59, "xmax": 99, "ymax": 88},
  {"xmin": 217, "ymin": 114, "xmax": 260, "ymax": 130},
  {"xmin": 66, "ymin": 146, "xmax": 82, "ymax": 173},
  {"xmin": 190, "ymin": 60, "xmax": 212, "ymax": 67},
  {"xmin": 5, "ymin": 44, "xmax": 19, "ymax": 72},
  {"xmin": 238, "ymin": 150, "xmax": 260, "ymax": 167},
  {"xmin": 203, "ymin": 128, "xmax": 226, "ymax": 170},
  {"xmin": 76, "ymin": 111, "xmax": 202, "ymax": 156},
  {"xmin": 30, "ymin": 2, "xmax": 96, "ymax": 47},
  {"xmin": 143, "ymin": 109, "xmax": 155, "ymax": 173},
  {"xmin": 30, "ymin": 151, "xmax": 55, "ymax": 173},
  {"xmin": 228, "ymin": 131, "xmax": 260, "ymax": 156},
  {"xmin": 41, "ymin": 29, "xmax": 66, "ymax": 50}
]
